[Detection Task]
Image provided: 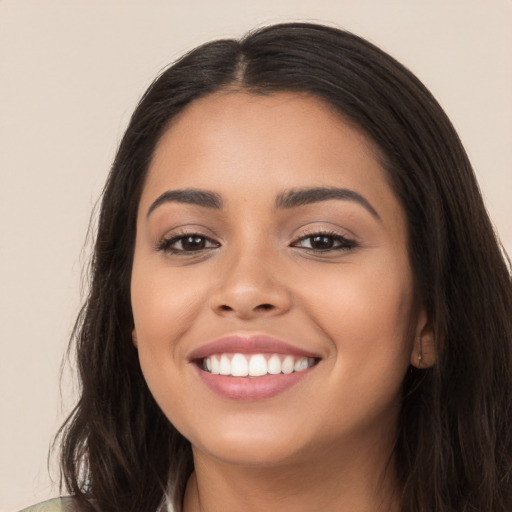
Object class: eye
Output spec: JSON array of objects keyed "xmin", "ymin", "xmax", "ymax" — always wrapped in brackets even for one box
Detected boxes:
[
  {"xmin": 157, "ymin": 233, "xmax": 220, "ymax": 254},
  {"xmin": 291, "ymin": 231, "xmax": 357, "ymax": 252}
]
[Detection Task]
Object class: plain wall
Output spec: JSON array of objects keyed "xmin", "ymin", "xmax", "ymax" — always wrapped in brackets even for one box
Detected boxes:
[{"xmin": 1, "ymin": 1, "xmax": 511, "ymax": 510}]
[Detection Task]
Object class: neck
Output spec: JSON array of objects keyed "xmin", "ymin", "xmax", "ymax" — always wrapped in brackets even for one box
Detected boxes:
[{"xmin": 182, "ymin": 433, "xmax": 401, "ymax": 512}]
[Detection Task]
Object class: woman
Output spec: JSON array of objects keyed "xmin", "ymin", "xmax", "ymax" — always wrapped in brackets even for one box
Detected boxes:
[{"xmin": 22, "ymin": 22, "xmax": 512, "ymax": 512}]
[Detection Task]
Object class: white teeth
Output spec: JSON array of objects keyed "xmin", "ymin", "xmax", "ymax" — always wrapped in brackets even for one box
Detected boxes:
[
  {"xmin": 294, "ymin": 358, "xmax": 309, "ymax": 372},
  {"xmin": 211, "ymin": 355, "xmax": 220, "ymax": 374},
  {"xmin": 248, "ymin": 354, "xmax": 267, "ymax": 377},
  {"xmin": 267, "ymin": 354, "xmax": 282, "ymax": 374},
  {"xmin": 282, "ymin": 356, "xmax": 294, "ymax": 374},
  {"xmin": 202, "ymin": 353, "xmax": 316, "ymax": 377},
  {"xmin": 231, "ymin": 353, "xmax": 249, "ymax": 377},
  {"xmin": 219, "ymin": 354, "xmax": 231, "ymax": 375}
]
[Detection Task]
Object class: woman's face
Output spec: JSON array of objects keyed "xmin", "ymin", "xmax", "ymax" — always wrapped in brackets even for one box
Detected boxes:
[{"xmin": 131, "ymin": 91, "xmax": 428, "ymax": 467}]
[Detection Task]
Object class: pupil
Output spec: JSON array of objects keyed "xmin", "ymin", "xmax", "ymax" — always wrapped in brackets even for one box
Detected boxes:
[
  {"xmin": 312, "ymin": 235, "xmax": 333, "ymax": 249},
  {"xmin": 183, "ymin": 236, "xmax": 205, "ymax": 250}
]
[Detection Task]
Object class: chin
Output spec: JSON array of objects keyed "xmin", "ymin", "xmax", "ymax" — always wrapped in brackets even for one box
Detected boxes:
[
  {"xmin": 186, "ymin": 416, "xmax": 312, "ymax": 467},
  {"xmin": 198, "ymin": 438, "xmax": 303, "ymax": 468}
]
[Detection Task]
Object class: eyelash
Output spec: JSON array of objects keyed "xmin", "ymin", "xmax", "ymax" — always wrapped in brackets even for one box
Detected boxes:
[
  {"xmin": 291, "ymin": 230, "xmax": 357, "ymax": 252},
  {"xmin": 156, "ymin": 230, "xmax": 357, "ymax": 255},
  {"xmin": 156, "ymin": 230, "xmax": 219, "ymax": 254}
]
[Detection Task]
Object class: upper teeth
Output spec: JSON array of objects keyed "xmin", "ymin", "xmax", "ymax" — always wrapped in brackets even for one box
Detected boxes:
[{"xmin": 203, "ymin": 353, "xmax": 315, "ymax": 377}]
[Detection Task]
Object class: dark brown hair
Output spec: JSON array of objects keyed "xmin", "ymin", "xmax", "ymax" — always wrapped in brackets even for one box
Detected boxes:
[{"xmin": 57, "ymin": 22, "xmax": 512, "ymax": 512}]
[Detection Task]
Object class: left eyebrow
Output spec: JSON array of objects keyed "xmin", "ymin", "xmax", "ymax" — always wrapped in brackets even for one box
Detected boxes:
[{"xmin": 275, "ymin": 187, "xmax": 381, "ymax": 221}]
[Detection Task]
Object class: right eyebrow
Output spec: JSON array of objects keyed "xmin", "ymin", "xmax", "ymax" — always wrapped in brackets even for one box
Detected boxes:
[{"xmin": 146, "ymin": 188, "xmax": 223, "ymax": 217}]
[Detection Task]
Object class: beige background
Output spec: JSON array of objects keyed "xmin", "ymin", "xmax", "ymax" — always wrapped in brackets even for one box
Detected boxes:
[{"xmin": 1, "ymin": 1, "xmax": 511, "ymax": 510}]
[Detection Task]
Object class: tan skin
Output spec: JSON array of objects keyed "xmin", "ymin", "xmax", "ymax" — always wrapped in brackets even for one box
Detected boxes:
[{"xmin": 131, "ymin": 91, "xmax": 435, "ymax": 512}]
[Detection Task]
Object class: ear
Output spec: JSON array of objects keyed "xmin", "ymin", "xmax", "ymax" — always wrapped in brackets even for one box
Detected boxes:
[
  {"xmin": 131, "ymin": 328, "xmax": 138, "ymax": 349},
  {"xmin": 410, "ymin": 308, "xmax": 436, "ymax": 368}
]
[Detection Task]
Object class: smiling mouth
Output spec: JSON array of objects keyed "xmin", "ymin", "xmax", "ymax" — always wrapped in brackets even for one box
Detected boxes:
[
  {"xmin": 190, "ymin": 335, "xmax": 322, "ymax": 399},
  {"xmin": 198, "ymin": 353, "xmax": 319, "ymax": 377}
]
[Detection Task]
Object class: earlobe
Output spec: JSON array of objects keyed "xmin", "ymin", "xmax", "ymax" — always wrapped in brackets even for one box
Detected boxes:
[
  {"xmin": 410, "ymin": 310, "xmax": 436, "ymax": 368},
  {"xmin": 410, "ymin": 334, "xmax": 436, "ymax": 368}
]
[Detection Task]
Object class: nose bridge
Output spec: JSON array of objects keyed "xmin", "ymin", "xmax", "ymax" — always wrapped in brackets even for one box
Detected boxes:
[{"xmin": 210, "ymin": 234, "xmax": 291, "ymax": 318}]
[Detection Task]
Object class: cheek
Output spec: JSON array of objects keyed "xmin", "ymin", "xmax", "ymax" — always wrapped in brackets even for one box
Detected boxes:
[
  {"xmin": 130, "ymin": 255, "xmax": 212, "ymax": 389},
  {"xmin": 295, "ymin": 255, "xmax": 415, "ymax": 393},
  {"xmin": 300, "ymin": 252, "xmax": 414, "ymax": 341},
  {"xmin": 132, "ymin": 260, "xmax": 206, "ymax": 336}
]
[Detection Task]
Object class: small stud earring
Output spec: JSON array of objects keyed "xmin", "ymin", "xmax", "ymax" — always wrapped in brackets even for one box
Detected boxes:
[{"xmin": 417, "ymin": 337, "xmax": 423, "ymax": 364}]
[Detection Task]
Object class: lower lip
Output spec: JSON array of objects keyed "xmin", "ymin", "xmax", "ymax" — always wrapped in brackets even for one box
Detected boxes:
[{"xmin": 195, "ymin": 366, "xmax": 314, "ymax": 400}]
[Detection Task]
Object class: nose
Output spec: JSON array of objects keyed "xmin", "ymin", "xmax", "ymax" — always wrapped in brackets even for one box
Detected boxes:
[{"xmin": 209, "ymin": 250, "xmax": 292, "ymax": 320}]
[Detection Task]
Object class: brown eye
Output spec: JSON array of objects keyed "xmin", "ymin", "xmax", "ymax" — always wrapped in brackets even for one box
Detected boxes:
[
  {"xmin": 181, "ymin": 235, "xmax": 207, "ymax": 251},
  {"xmin": 157, "ymin": 234, "xmax": 220, "ymax": 254},
  {"xmin": 292, "ymin": 232, "xmax": 357, "ymax": 252},
  {"xmin": 309, "ymin": 235, "xmax": 335, "ymax": 250}
]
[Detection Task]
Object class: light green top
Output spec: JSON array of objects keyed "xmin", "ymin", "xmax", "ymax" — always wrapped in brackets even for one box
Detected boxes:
[
  {"xmin": 19, "ymin": 497, "xmax": 174, "ymax": 512},
  {"xmin": 19, "ymin": 498, "xmax": 79, "ymax": 512}
]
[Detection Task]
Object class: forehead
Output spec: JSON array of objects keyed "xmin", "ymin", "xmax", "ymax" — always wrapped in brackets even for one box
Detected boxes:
[
  {"xmin": 157, "ymin": 90, "xmax": 379, "ymax": 153},
  {"xmin": 147, "ymin": 91, "xmax": 383, "ymax": 184}
]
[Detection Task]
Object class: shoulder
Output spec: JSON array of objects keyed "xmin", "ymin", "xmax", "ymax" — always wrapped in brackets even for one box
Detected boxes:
[
  {"xmin": 18, "ymin": 496, "xmax": 174, "ymax": 512},
  {"xmin": 18, "ymin": 497, "xmax": 82, "ymax": 512}
]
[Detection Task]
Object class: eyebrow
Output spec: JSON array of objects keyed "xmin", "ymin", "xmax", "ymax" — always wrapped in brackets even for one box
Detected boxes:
[
  {"xmin": 146, "ymin": 186, "xmax": 380, "ymax": 221},
  {"xmin": 147, "ymin": 188, "xmax": 223, "ymax": 217},
  {"xmin": 275, "ymin": 187, "xmax": 380, "ymax": 220}
]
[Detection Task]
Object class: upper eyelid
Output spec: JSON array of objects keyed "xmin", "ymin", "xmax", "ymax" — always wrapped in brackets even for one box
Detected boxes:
[
  {"xmin": 292, "ymin": 227, "xmax": 356, "ymax": 241},
  {"xmin": 291, "ymin": 232, "xmax": 356, "ymax": 246},
  {"xmin": 157, "ymin": 225, "xmax": 220, "ymax": 242},
  {"xmin": 293, "ymin": 231, "xmax": 341, "ymax": 240}
]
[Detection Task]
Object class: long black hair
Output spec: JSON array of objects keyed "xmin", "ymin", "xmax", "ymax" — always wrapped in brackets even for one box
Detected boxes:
[{"xmin": 57, "ymin": 22, "xmax": 512, "ymax": 512}]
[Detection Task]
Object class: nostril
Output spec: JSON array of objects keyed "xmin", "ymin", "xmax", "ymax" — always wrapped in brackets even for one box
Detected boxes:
[{"xmin": 214, "ymin": 302, "xmax": 279, "ymax": 316}]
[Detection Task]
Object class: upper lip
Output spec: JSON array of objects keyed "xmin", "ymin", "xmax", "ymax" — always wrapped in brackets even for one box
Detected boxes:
[{"xmin": 188, "ymin": 334, "xmax": 322, "ymax": 361}]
